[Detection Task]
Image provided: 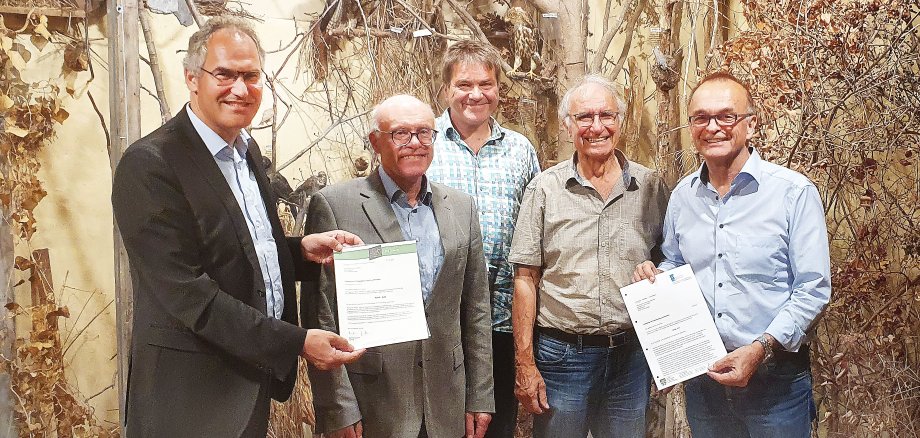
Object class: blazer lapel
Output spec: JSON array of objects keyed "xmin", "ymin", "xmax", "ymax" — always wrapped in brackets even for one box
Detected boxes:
[
  {"xmin": 361, "ymin": 170, "xmax": 406, "ymax": 243},
  {"xmin": 174, "ymin": 110, "xmax": 263, "ymax": 282},
  {"xmin": 428, "ymin": 183, "xmax": 458, "ymax": 308}
]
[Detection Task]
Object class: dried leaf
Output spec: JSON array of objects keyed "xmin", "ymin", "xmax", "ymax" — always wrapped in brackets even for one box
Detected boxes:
[
  {"xmin": 29, "ymin": 34, "xmax": 48, "ymax": 52},
  {"xmin": 33, "ymin": 15, "xmax": 52, "ymax": 40},
  {"xmin": 4, "ymin": 123, "xmax": 29, "ymax": 138},
  {"xmin": 63, "ymin": 41, "xmax": 88, "ymax": 72},
  {"xmin": 0, "ymin": 94, "xmax": 12, "ymax": 110},
  {"xmin": 4, "ymin": 302, "xmax": 20, "ymax": 312},
  {"xmin": 47, "ymin": 306, "xmax": 70, "ymax": 319},
  {"xmin": 12, "ymin": 42, "xmax": 31, "ymax": 63},
  {"xmin": 0, "ymin": 35, "xmax": 11, "ymax": 51},
  {"xmin": 53, "ymin": 107, "xmax": 69, "ymax": 124},
  {"xmin": 8, "ymin": 50, "xmax": 25, "ymax": 71},
  {"xmin": 14, "ymin": 256, "xmax": 32, "ymax": 271},
  {"xmin": 64, "ymin": 70, "xmax": 79, "ymax": 96}
]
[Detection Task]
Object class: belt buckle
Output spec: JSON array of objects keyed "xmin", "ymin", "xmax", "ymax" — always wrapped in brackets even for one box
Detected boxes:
[{"xmin": 608, "ymin": 334, "xmax": 615, "ymax": 348}]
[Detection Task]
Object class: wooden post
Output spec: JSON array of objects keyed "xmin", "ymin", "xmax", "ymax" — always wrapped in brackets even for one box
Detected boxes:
[
  {"xmin": 0, "ymin": 201, "xmax": 15, "ymax": 438},
  {"xmin": 107, "ymin": 0, "xmax": 141, "ymax": 432}
]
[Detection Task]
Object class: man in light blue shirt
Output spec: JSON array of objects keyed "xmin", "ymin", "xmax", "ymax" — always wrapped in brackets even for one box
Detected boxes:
[
  {"xmin": 634, "ymin": 72, "xmax": 831, "ymax": 437},
  {"xmin": 427, "ymin": 40, "xmax": 540, "ymax": 438}
]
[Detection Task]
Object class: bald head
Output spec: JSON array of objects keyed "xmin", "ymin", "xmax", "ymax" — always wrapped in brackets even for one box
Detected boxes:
[{"xmin": 370, "ymin": 94, "xmax": 436, "ymax": 133}]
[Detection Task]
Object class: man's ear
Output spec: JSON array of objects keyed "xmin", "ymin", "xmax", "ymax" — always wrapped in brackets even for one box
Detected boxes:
[
  {"xmin": 368, "ymin": 132, "xmax": 380, "ymax": 154},
  {"xmin": 746, "ymin": 115, "xmax": 757, "ymax": 140},
  {"xmin": 185, "ymin": 69, "xmax": 198, "ymax": 94}
]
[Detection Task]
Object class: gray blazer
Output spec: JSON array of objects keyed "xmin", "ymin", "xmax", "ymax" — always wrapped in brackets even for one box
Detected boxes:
[{"xmin": 303, "ymin": 169, "xmax": 494, "ymax": 438}]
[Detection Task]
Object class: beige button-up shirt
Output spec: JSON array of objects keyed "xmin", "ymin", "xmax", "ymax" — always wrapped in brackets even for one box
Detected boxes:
[{"xmin": 509, "ymin": 151, "xmax": 670, "ymax": 335}]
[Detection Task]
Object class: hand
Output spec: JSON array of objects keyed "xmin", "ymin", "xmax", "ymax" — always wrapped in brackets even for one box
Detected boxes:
[
  {"xmin": 706, "ymin": 343, "xmax": 764, "ymax": 387},
  {"xmin": 301, "ymin": 230, "xmax": 364, "ymax": 264},
  {"xmin": 515, "ymin": 363, "xmax": 549, "ymax": 414},
  {"xmin": 465, "ymin": 412, "xmax": 491, "ymax": 438},
  {"xmin": 632, "ymin": 260, "xmax": 662, "ymax": 283},
  {"xmin": 302, "ymin": 329, "xmax": 365, "ymax": 370},
  {"xmin": 326, "ymin": 421, "xmax": 363, "ymax": 438}
]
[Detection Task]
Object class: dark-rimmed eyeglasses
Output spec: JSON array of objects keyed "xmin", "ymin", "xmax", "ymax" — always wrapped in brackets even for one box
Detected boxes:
[
  {"xmin": 376, "ymin": 128, "xmax": 438, "ymax": 147},
  {"xmin": 688, "ymin": 113, "xmax": 754, "ymax": 127},
  {"xmin": 200, "ymin": 67, "xmax": 263, "ymax": 87},
  {"xmin": 572, "ymin": 111, "xmax": 619, "ymax": 127}
]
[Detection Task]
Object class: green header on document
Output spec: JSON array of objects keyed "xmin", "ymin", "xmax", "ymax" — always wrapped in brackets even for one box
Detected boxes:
[{"xmin": 333, "ymin": 241, "xmax": 418, "ymax": 261}]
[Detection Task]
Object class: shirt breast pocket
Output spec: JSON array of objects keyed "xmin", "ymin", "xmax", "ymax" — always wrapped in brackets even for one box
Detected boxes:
[{"xmin": 732, "ymin": 234, "xmax": 786, "ymax": 282}]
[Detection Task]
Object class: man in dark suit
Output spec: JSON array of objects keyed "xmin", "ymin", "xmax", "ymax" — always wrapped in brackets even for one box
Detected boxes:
[
  {"xmin": 305, "ymin": 95, "xmax": 495, "ymax": 438},
  {"xmin": 111, "ymin": 17, "xmax": 363, "ymax": 437}
]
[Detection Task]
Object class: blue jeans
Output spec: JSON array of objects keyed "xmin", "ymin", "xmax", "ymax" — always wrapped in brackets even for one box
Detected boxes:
[
  {"xmin": 532, "ymin": 332, "xmax": 650, "ymax": 438},
  {"xmin": 685, "ymin": 356, "xmax": 816, "ymax": 438}
]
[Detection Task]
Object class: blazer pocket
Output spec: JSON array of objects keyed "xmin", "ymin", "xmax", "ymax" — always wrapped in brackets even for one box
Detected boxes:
[
  {"xmin": 144, "ymin": 326, "xmax": 215, "ymax": 354},
  {"xmin": 452, "ymin": 343, "xmax": 464, "ymax": 370},
  {"xmin": 346, "ymin": 350, "xmax": 383, "ymax": 375}
]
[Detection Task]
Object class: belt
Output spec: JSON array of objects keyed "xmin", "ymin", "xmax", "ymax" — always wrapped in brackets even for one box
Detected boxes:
[
  {"xmin": 537, "ymin": 327, "xmax": 633, "ymax": 348},
  {"xmin": 772, "ymin": 344, "xmax": 810, "ymax": 366}
]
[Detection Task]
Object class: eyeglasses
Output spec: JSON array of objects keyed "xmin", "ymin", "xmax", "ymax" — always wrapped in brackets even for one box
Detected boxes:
[
  {"xmin": 572, "ymin": 111, "xmax": 619, "ymax": 127},
  {"xmin": 376, "ymin": 128, "xmax": 438, "ymax": 147},
  {"xmin": 200, "ymin": 67, "xmax": 263, "ymax": 87},
  {"xmin": 688, "ymin": 113, "xmax": 754, "ymax": 127}
]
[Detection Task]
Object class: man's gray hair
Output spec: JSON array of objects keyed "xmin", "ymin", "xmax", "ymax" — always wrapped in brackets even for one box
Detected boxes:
[
  {"xmin": 368, "ymin": 94, "xmax": 436, "ymax": 135},
  {"xmin": 182, "ymin": 17, "xmax": 265, "ymax": 74},
  {"xmin": 558, "ymin": 74, "xmax": 627, "ymax": 126}
]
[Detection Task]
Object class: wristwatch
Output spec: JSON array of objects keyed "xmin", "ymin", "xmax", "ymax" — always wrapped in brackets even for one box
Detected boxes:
[{"xmin": 755, "ymin": 334, "xmax": 774, "ymax": 363}]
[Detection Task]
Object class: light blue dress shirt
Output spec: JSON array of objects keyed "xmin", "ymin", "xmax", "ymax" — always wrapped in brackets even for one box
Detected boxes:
[
  {"xmin": 427, "ymin": 110, "xmax": 540, "ymax": 332},
  {"xmin": 187, "ymin": 106, "xmax": 284, "ymax": 319},
  {"xmin": 378, "ymin": 167, "xmax": 444, "ymax": 303},
  {"xmin": 657, "ymin": 149, "xmax": 831, "ymax": 352}
]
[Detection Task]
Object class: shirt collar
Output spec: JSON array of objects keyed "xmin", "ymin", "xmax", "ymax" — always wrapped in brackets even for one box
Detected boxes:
[
  {"xmin": 567, "ymin": 148, "xmax": 632, "ymax": 189},
  {"xmin": 436, "ymin": 109, "xmax": 505, "ymax": 144},
  {"xmin": 377, "ymin": 166, "xmax": 433, "ymax": 205},
  {"xmin": 692, "ymin": 146, "xmax": 762, "ymax": 188},
  {"xmin": 186, "ymin": 104, "xmax": 251, "ymax": 159}
]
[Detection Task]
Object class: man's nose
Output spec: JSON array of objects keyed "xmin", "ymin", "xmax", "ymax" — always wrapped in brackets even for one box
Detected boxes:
[{"xmin": 230, "ymin": 77, "xmax": 249, "ymax": 96}]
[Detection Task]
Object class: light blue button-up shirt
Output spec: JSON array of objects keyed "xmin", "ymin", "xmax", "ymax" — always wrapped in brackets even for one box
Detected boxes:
[
  {"xmin": 657, "ymin": 149, "xmax": 831, "ymax": 352},
  {"xmin": 187, "ymin": 106, "xmax": 284, "ymax": 319},
  {"xmin": 428, "ymin": 110, "xmax": 540, "ymax": 332},
  {"xmin": 378, "ymin": 167, "xmax": 444, "ymax": 303}
]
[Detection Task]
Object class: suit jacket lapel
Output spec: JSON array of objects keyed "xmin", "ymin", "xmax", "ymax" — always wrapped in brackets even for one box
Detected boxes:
[
  {"xmin": 362, "ymin": 170, "xmax": 405, "ymax": 243},
  {"xmin": 428, "ymin": 183, "xmax": 458, "ymax": 308},
  {"xmin": 173, "ymin": 109, "xmax": 263, "ymax": 282}
]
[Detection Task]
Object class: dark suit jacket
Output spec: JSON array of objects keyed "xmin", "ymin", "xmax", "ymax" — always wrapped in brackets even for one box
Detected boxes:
[
  {"xmin": 112, "ymin": 108, "xmax": 315, "ymax": 437},
  {"xmin": 304, "ymin": 170, "xmax": 495, "ymax": 438}
]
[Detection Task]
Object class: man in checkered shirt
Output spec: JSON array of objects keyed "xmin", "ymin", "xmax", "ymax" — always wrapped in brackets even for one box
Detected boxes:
[{"xmin": 427, "ymin": 40, "xmax": 541, "ymax": 438}]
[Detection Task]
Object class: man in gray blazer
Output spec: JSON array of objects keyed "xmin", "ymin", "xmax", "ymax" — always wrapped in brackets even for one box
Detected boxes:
[{"xmin": 304, "ymin": 94, "xmax": 495, "ymax": 438}]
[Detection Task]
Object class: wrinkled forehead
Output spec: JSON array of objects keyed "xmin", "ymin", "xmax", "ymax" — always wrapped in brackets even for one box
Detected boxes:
[
  {"xmin": 689, "ymin": 80, "xmax": 752, "ymax": 113},
  {"xmin": 569, "ymin": 84, "xmax": 617, "ymax": 114}
]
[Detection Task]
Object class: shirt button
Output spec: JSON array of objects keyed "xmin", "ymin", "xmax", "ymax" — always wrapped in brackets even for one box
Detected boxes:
[
  {"xmin": 718, "ymin": 253, "xmax": 723, "ymax": 258},
  {"xmin": 718, "ymin": 282, "xmax": 723, "ymax": 287},
  {"xmin": 417, "ymin": 361, "xmax": 423, "ymax": 368},
  {"xmin": 719, "ymin": 224, "xmax": 725, "ymax": 229},
  {"xmin": 718, "ymin": 312, "xmax": 723, "ymax": 317}
]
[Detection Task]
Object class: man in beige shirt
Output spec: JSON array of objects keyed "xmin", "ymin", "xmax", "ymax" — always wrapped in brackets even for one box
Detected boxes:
[{"xmin": 509, "ymin": 75, "xmax": 669, "ymax": 438}]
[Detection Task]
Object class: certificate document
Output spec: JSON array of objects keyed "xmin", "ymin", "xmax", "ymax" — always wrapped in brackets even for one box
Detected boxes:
[
  {"xmin": 333, "ymin": 241, "xmax": 430, "ymax": 349},
  {"xmin": 620, "ymin": 264, "xmax": 727, "ymax": 390}
]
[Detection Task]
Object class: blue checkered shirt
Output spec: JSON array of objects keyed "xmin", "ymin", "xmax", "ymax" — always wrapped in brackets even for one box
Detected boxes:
[{"xmin": 428, "ymin": 110, "xmax": 540, "ymax": 332}]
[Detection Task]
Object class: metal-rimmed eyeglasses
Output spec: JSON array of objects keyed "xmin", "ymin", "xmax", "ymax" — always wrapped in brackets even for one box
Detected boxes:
[
  {"xmin": 376, "ymin": 128, "xmax": 438, "ymax": 147},
  {"xmin": 572, "ymin": 111, "xmax": 620, "ymax": 127},
  {"xmin": 200, "ymin": 67, "xmax": 263, "ymax": 87},
  {"xmin": 688, "ymin": 113, "xmax": 754, "ymax": 127}
]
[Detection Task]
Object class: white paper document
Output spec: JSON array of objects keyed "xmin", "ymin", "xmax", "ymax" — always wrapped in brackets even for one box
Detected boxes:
[
  {"xmin": 333, "ymin": 241, "xmax": 430, "ymax": 349},
  {"xmin": 620, "ymin": 265, "xmax": 728, "ymax": 390}
]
